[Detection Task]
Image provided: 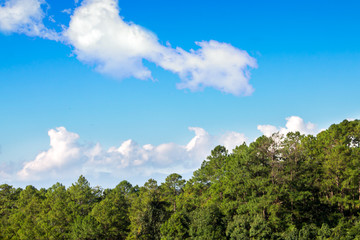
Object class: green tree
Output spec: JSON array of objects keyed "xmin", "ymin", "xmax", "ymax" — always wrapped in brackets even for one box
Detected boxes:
[
  {"xmin": 0, "ymin": 184, "xmax": 21, "ymax": 239},
  {"xmin": 160, "ymin": 210, "xmax": 190, "ymax": 240},
  {"xmin": 67, "ymin": 175, "xmax": 101, "ymax": 239},
  {"xmin": 128, "ymin": 179, "xmax": 168, "ymax": 240},
  {"xmin": 189, "ymin": 204, "xmax": 226, "ymax": 240},
  {"xmin": 161, "ymin": 173, "xmax": 185, "ymax": 212},
  {"xmin": 67, "ymin": 175, "xmax": 99, "ymax": 217},
  {"xmin": 9, "ymin": 185, "xmax": 45, "ymax": 239},
  {"xmin": 38, "ymin": 183, "xmax": 72, "ymax": 239},
  {"xmin": 91, "ymin": 185, "xmax": 130, "ymax": 239}
]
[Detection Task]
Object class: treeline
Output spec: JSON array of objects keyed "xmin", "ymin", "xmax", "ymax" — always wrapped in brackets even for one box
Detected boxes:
[{"xmin": 1, "ymin": 119, "xmax": 360, "ymax": 239}]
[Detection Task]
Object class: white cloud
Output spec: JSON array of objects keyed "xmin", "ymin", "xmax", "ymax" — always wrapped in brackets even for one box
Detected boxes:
[
  {"xmin": 0, "ymin": 0, "xmax": 43, "ymax": 32},
  {"xmin": 65, "ymin": 0, "xmax": 160, "ymax": 80},
  {"xmin": 257, "ymin": 125, "xmax": 279, "ymax": 138},
  {"xmin": 0, "ymin": 0, "xmax": 256, "ymax": 95},
  {"xmin": 219, "ymin": 131, "xmax": 248, "ymax": 150},
  {"xmin": 16, "ymin": 126, "xmax": 246, "ymax": 183},
  {"xmin": 64, "ymin": 0, "xmax": 257, "ymax": 95},
  {"xmin": 61, "ymin": 8, "xmax": 72, "ymax": 15},
  {"xmin": 10, "ymin": 117, "xmax": 325, "ymax": 186},
  {"xmin": 257, "ymin": 116, "xmax": 318, "ymax": 137},
  {"xmin": 158, "ymin": 41, "xmax": 257, "ymax": 95},
  {"xmin": 0, "ymin": 168, "xmax": 11, "ymax": 182},
  {"xmin": 0, "ymin": 0, "xmax": 59, "ymax": 39},
  {"xmin": 17, "ymin": 127, "xmax": 81, "ymax": 180}
]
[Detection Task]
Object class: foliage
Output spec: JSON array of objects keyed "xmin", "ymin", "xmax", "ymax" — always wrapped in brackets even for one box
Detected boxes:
[{"xmin": 1, "ymin": 119, "xmax": 360, "ymax": 239}]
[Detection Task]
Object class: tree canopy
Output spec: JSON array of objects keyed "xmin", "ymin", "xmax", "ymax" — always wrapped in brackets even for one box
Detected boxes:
[{"xmin": 1, "ymin": 119, "xmax": 360, "ymax": 239}]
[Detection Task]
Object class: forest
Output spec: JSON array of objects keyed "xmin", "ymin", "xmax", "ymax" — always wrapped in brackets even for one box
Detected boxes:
[{"xmin": 1, "ymin": 119, "xmax": 360, "ymax": 239}]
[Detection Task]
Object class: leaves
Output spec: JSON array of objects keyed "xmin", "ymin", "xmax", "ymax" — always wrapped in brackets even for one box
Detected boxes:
[{"xmin": 1, "ymin": 119, "xmax": 360, "ymax": 239}]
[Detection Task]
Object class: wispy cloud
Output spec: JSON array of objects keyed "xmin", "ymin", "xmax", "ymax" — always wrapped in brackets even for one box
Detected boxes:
[
  {"xmin": 17, "ymin": 127, "xmax": 82, "ymax": 180},
  {"xmin": 61, "ymin": 8, "xmax": 72, "ymax": 15}
]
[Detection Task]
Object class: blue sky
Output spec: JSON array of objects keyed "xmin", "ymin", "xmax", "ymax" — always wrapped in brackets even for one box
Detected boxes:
[{"xmin": 0, "ymin": 0, "xmax": 359, "ymax": 188}]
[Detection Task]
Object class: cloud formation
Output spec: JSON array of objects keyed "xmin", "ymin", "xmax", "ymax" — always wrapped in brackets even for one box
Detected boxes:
[
  {"xmin": 159, "ymin": 41, "xmax": 257, "ymax": 95},
  {"xmin": 257, "ymin": 116, "xmax": 318, "ymax": 137},
  {"xmin": 0, "ymin": 0, "xmax": 257, "ymax": 95},
  {"xmin": 18, "ymin": 127, "xmax": 81, "ymax": 180},
  {"xmin": 16, "ymin": 126, "xmax": 247, "ymax": 183},
  {"xmin": 65, "ymin": 0, "xmax": 257, "ymax": 95},
  {"xmin": 65, "ymin": 0, "xmax": 160, "ymax": 80},
  {"xmin": 4, "ymin": 116, "xmax": 322, "ymax": 186},
  {"xmin": 0, "ymin": 0, "xmax": 58, "ymax": 39}
]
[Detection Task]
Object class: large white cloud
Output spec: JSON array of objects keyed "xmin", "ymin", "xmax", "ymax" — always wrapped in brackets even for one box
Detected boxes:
[
  {"xmin": 16, "ymin": 126, "xmax": 247, "ymax": 183},
  {"xmin": 64, "ymin": 0, "xmax": 257, "ymax": 95},
  {"xmin": 257, "ymin": 116, "xmax": 318, "ymax": 137},
  {"xmin": 0, "ymin": 0, "xmax": 256, "ymax": 95},
  {"xmin": 64, "ymin": 0, "xmax": 160, "ymax": 80},
  {"xmin": 0, "ymin": 0, "xmax": 58, "ymax": 39}
]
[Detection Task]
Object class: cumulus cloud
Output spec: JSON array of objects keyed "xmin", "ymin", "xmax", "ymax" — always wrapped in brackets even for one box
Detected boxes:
[
  {"xmin": 219, "ymin": 131, "xmax": 248, "ymax": 151},
  {"xmin": 64, "ymin": 0, "xmax": 257, "ymax": 95},
  {"xmin": 0, "ymin": 0, "xmax": 256, "ymax": 95},
  {"xmin": 9, "ymin": 117, "xmax": 323, "ymax": 186},
  {"xmin": 0, "ymin": 0, "xmax": 59, "ymax": 39},
  {"xmin": 158, "ymin": 41, "xmax": 257, "ymax": 95},
  {"xmin": 257, "ymin": 116, "xmax": 318, "ymax": 137},
  {"xmin": 64, "ymin": 0, "xmax": 160, "ymax": 79},
  {"xmin": 257, "ymin": 125, "xmax": 279, "ymax": 138},
  {"xmin": 18, "ymin": 127, "xmax": 81, "ymax": 180},
  {"xmin": 16, "ymin": 126, "xmax": 247, "ymax": 183}
]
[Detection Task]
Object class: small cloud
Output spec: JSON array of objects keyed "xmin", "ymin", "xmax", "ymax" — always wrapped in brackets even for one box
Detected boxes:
[
  {"xmin": 0, "ymin": 0, "xmax": 60, "ymax": 40},
  {"xmin": 0, "ymin": 0, "xmax": 43, "ymax": 33},
  {"xmin": 160, "ymin": 41, "xmax": 257, "ymax": 96},
  {"xmin": 257, "ymin": 125, "xmax": 279, "ymax": 138},
  {"xmin": 219, "ymin": 131, "xmax": 247, "ymax": 151},
  {"xmin": 48, "ymin": 15, "xmax": 55, "ymax": 23},
  {"xmin": 257, "ymin": 116, "xmax": 318, "ymax": 137},
  {"xmin": 61, "ymin": 8, "xmax": 72, "ymax": 14}
]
